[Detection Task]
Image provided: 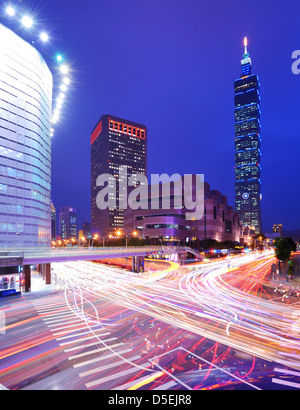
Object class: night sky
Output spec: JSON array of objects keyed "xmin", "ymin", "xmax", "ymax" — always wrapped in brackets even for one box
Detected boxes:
[{"xmin": 3, "ymin": 0, "xmax": 300, "ymax": 232}]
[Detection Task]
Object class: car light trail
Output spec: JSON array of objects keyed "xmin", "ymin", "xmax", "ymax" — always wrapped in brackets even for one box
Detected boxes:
[{"xmin": 51, "ymin": 251, "xmax": 300, "ymax": 373}]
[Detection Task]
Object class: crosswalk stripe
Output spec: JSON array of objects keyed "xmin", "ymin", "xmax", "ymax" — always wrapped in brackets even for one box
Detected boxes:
[
  {"xmin": 59, "ymin": 332, "xmax": 110, "ymax": 346},
  {"xmin": 79, "ymin": 355, "xmax": 141, "ymax": 378},
  {"xmin": 52, "ymin": 324, "xmax": 100, "ymax": 336},
  {"xmin": 42, "ymin": 312, "xmax": 74, "ymax": 320},
  {"xmin": 43, "ymin": 315, "xmax": 78, "ymax": 324},
  {"xmin": 274, "ymin": 368, "xmax": 300, "ymax": 377},
  {"xmin": 47, "ymin": 319, "xmax": 82, "ymax": 328},
  {"xmin": 153, "ymin": 381, "xmax": 177, "ymax": 390},
  {"xmin": 85, "ymin": 362, "xmax": 150, "ymax": 389},
  {"xmin": 73, "ymin": 348, "xmax": 132, "ymax": 369},
  {"xmin": 64, "ymin": 337, "xmax": 117, "ymax": 353},
  {"xmin": 56, "ymin": 328, "xmax": 104, "ymax": 341},
  {"xmin": 49, "ymin": 322, "xmax": 89, "ymax": 332},
  {"xmin": 68, "ymin": 342, "xmax": 124, "ymax": 361},
  {"xmin": 272, "ymin": 378, "xmax": 300, "ymax": 389},
  {"xmin": 111, "ymin": 373, "xmax": 159, "ymax": 390}
]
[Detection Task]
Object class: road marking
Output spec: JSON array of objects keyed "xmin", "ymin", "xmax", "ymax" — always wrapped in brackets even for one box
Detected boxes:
[
  {"xmin": 49, "ymin": 322, "xmax": 90, "ymax": 332},
  {"xmin": 274, "ymin": 368, "xmax": 300, "ymax": 377},
  {"xmin": 59, "ymin": 332, "xmax": 110, "ymax": 346},
  {"xmin": 43, "ymin": 315, "xmax": 78, "ymax": 324},
  {"xmin": 277, "ymin": 359, "xmax": 300, "ymax": 369},
  {"xmin": 85, "ymin": 362, "xmax": 150, "ymax": 389},
  {"xmin": 79, "ymin": 355, "xmax": 141, "ymax": 378},
  {"xmin": 153, "ymin": 381, "xmax": 177, "ymax": 390},
  {"xmin": 55, "ymin": 328, "xmax": 104, "ymax": 341},
  {"xmin": 111, "ymin": 372, "xmax": 162, "ymax": 390},
  {"xmin": 73, "ymin": 348, "xmax": 132, "ymax": 369},
  {"xmin": 68, "ymin": 342, "xmax": 125, "ymax": 361},
  {"xmin": 64, "ymin": 337, "xmax": 117, "ymax": 353},
  {"xmin": 52, "ymin": 324, "xmax": 100, "ymax": 336},
  {"xmin": 47, "ymin": 319, "xmax": 82, "ymax": 328},
  {"xmin": 272, "ymin": 378, "xmax": 300, "ymax": 389}
]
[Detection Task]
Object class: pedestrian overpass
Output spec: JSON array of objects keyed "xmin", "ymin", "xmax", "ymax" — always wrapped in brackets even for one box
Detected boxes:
[{"xmin": 0, "ymin": 246, "xmax": 203, "ymax": 294}]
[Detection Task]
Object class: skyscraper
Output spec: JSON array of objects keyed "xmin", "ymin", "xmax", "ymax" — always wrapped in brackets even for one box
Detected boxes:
[
  {"xmin": 0, "ymin": 24, "xmax": 52, "ymax": 248},
  {"xmin": 234, "ymin": 37, "xmax": 262, "ymax": 234},
  {"xmin": 51, "ymin": 201, "xmax": 57, "ymax": 240},
  {"xmin": 91, "ymin": 115, "xmax": 147, "ymax": 236},
  {"xmin": 59, "ymin": 207, "xmax": 77, "ymax": 240}
]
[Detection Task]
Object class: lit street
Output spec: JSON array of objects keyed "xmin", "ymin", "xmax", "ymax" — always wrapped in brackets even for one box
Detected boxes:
[{"xmin": 1, "ymin": 252, "xmax": 300, "ymax": 390}]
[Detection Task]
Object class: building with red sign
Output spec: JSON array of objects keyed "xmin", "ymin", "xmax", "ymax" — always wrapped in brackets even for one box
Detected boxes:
[{"xmin": 91, "ymin": 115, "xmax": 147, "ymax": 236}]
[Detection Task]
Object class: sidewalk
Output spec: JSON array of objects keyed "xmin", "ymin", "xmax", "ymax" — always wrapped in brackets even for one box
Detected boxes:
[{"xmin": 22, "ymin": 271, "xmax": 60, "ymax": 298}]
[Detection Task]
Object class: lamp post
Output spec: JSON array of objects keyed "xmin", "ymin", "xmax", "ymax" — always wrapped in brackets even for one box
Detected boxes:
[
  {"xmin": 116, "ymin": 230, "xmax": 138, "ymax": 247},
  {"xmin": 92, "ymin": 234, "xmax": 112, "ymax": 247},
  {"xmin": 78, "ymin": 236, "xmax": 85, "ymax": 248}
]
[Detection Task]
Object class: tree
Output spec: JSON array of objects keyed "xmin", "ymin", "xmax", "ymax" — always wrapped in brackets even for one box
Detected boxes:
[
  {"xmin": 275, "ymin": 238, "xmax": 292, "ymax": 262},
  {"xmin": 285, "ymin": 237, "xmax": 297, "ymax": 253}
]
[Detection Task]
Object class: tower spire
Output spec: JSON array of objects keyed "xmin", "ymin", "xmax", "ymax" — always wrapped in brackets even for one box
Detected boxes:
[
  {"xmin": 241, "ymin": 36, "xmax": 252, "ymax": 76},
  {"xmin": 243, "ymin": 37, "xmax": 248, "ymax": 56}
]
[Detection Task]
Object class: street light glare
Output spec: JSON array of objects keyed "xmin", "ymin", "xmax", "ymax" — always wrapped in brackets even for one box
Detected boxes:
[
  {"xmin": 60, "ymin": 65, "xmax": 69, "ymax": 74},
  {"xmin": 21, "ymin": 15, "xmax": 34, "ymax": 28},
  {"xmin": 40, "ymin": 32, "xmax": 49, "ymax": 42},
  {"xmin": 6, "ymin": 6, "xmax": 15, "ymax": 16}
]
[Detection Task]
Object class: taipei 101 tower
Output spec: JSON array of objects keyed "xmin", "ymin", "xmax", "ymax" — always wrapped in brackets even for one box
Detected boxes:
[{"xmin": 234, "ymin": 37, "xmax": 262, "ymax": 234}]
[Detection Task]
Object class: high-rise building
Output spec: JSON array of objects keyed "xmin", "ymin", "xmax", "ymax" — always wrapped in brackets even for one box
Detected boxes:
[
  {"xmin": 0, "ymin": 24, "xmax": 52, "ymax": 248},
  {"xmin": 91, "ymin": 115, "xmax": 147, "ymax": 236},
  {"xmin": 59, "ymin": 207, "xmax": 77, "ymax": 240},
  {"xmin": 82, "ymin": 222, "xmax": 92, "ymax": 239},
  {"xmin": 234, "ymin": 37, "xmax": 262, "ymax": 234},
  {"xmin": 272, "ymin": 224, "xmax": 283, "ymax": 237},
  {"xmin": 51, "ymin": 201, "xmax": 57, "ymax": 240}
]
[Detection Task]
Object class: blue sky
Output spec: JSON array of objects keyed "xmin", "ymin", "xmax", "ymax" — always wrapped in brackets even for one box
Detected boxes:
[{"xmin": 2, "ymin": 0, "xmax": 300, "ymax": 232}]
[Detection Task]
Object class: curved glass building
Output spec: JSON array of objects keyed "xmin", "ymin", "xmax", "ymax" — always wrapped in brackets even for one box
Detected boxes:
[{"xmin": 0, "ymin": 24, "xmax": 52, "ymax": 248}]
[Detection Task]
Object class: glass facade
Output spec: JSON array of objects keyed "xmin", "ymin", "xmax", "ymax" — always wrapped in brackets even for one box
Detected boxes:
[
  {"xmin": 0, "ymin": 24, "xmax": 52, "ymax": 248},
  {"xmin": 234, "ymin": 42, "xmax": 262, "ymax": 234},
  {"xmin": 59, "ymin": 207, "xmax": 77, "ymax": 239},
  {"xmin": 91, "ymin": 115, "xmax": 147, "ymax": 236}
]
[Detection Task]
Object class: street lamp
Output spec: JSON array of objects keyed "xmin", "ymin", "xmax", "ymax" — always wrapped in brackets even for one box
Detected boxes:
[
  {"xmin": 91, "ymin": 234, "xmax": 112, "ymax": 247},
  {"xmin": 116, "ymin": 230, "xmax": 138, "ymax": 247},
  {"xmin": 78, "ymin": 236, "xmax": 85, "ymax": 248}
]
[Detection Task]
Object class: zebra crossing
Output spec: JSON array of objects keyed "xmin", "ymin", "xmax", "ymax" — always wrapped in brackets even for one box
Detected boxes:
[{"xmin": 33, "ymin": 295, "xmax": 173, "ymax": 390}]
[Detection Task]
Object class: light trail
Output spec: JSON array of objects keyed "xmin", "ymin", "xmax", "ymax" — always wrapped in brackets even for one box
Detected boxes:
[{"xmin": 52, "ymin": 251, "xmax": 300, "ymax": 372}]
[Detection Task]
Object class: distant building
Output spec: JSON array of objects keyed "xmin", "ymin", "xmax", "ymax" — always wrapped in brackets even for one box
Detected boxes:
[
  {"xmin": 272, "ymin": 224, "xmax": 283, "ymax": 237},
  {"xmin": 124, "ymin": 178, "xmax": 240, "ymax": 244},
  {"xmin": 234, "ymin": 37, "xmax": 262, "ymax": 234},
  {"xmin": 82, "ymin": 222, "xmax": 92, "ymax": 239},
  {"xmin": 51, "ymin": 201, "xmax": 56, "ymax": 240},
  {"xmin": 91, "ymin": 114, "xmax": 147, "ymax": 236},
  {"xmin": 59, "ymin": 207, "xmax": 77, "ymax": 240}
]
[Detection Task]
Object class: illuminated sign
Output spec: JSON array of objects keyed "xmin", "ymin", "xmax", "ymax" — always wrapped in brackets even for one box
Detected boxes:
[
  {"xmin": 91, "ymin": 121, "xmax": 102, "ymax": 145},
  {"xmin": 108, "ymin": 118, "xmax": 145, "ymax": 140}
]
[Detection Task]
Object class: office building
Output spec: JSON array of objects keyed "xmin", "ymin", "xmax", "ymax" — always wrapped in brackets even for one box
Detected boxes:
[
  {"xmin": 91, "ymin": 114, "xmax": 147, "ymax": 236},
  {"xmin": 82, "ymin": 222, "xmax": 92, "ymax": 239},
  {"xmin": 0, "ymin": 23, "xmax": 52, "ymax": 248},
  {"xmin": 59, "ymin": 207, "xmax": 77, "ymax": 240},
  {"xmin": 272, "ymin": 224, "xmax": 283, "ymax": 237},
  {"xmin": 51, "ymin": 200, "xmax": 56, "ymax": 240},
  {"xmin": 234, "ymin": 38, "xmax": 262, "ymax": 234},
  {"xmin": 124, "ymin": 179, "xmax": 240, "ymax": 244}
]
